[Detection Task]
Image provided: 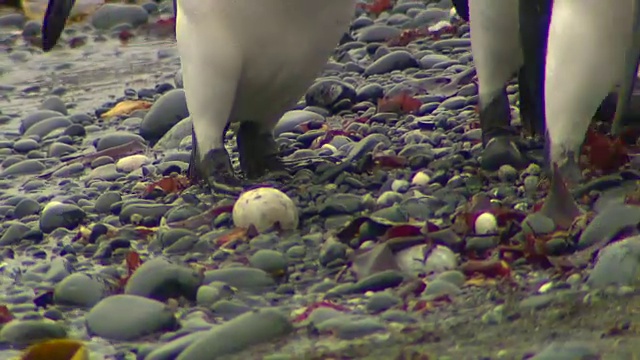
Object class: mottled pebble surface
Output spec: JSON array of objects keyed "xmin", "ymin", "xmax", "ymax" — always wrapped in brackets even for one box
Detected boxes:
[{"xmin": 1, "ymin": 0, "xmax": 640, "ymax": 359}]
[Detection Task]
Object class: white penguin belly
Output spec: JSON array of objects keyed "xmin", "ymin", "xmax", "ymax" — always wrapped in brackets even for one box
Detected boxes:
[
  {"xmin": 545, "ymin": 0, "xmax": 634, "ymax": 163},
  {"xmin": 176, "ymin": 0, "xmax": 355, "ymax": 152},
  {"xmin": 232, "ymin": 2, "xmax": 354, "ymax": 125}
]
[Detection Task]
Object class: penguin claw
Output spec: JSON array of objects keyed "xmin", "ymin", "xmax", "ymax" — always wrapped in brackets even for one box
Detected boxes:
[
  {"xmin": 479, "ymin": 136, "xmax": 527, "ymax": 171},
  {"xmin": 236, "ymin": 121, "xmax": 288, "ymax": 180}
]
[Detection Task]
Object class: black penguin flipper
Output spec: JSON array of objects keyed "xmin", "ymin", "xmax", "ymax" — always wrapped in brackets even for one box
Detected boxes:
[
  {"xmin": 451, "ymin": 0, "xmax": 469, "ymax": 22},
  {"xmin": 42, "ymin": 0, "xmax": 76, "ymax": 52}
]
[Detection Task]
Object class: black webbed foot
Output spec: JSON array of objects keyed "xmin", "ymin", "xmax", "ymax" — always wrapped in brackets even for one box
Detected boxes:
[
  {"xmin": 236, "ymin": 121, "xmax": 290, "ymax": 180},
  {"xmin": 188, "ymin": 130, "xmax": 242, "ymax": 195}
]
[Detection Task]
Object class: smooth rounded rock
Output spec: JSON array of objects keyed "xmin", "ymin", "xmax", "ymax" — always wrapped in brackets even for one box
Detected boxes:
[
  {"xmin": 0, "ymin": 159, "xmax": 46, "ymax": 177},
  {"xmin": 54, "ymin": 273, "xmax": 108, "ymax": 307},
  {"xmin": 96, "ymin": 132, "xmax": 145, "ymax": 152},
  {"xmin": 124, "ymin": 257, "xmax": 202, "ymax": 302},
  {"xmin": 20, "ymin": 110, "xmax": 63, "ymax": 134},
  {"xmin": 364, "ymin": 51, "xmax": 419, "ymax": 76},
  {"xmin": 40, "ymin": 96, "xmax": 68, "ymax": 115},
  {"xmin": 0, "ymin": 320, "xmax": 67, "ymax": 346},
  {"xmin": 203, "ymin": 267, "xmax": 275, "ymax": 291},
  {"xmin": 305, "ymin": 79, "xmax": 356, "ymax": 110},
  {"xmin": 85, "ymin": 295, "xmax": 178, "ymax": 341},
  {"xmin": 39, "ymin": 201, "xmax": 86, "ymax": 234},
  {"xmin": 176, "ymin": 309, "xmax": 293, "ymax": 360},
  {"xmin": 91, "ymin": 4, "xmax": 149, "ymax": 30},
  {"xmin": 248, "ymin": 250, "xmax": 288, "ymax": 278},
  {"xmin": 140, "ymin": 89, "xmax": 189, "ymax": 145},
  {"xmin": 273, "ymin": 110, "xmax": 325, "ymax": 137},
  {"xmin": 23, "ymin": 116, "xmax": 72, "ymax": 138}
]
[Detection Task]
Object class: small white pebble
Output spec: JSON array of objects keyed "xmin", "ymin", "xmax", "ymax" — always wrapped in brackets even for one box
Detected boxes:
[
  {"xmin": 428, "ymin": 20, "xmax": 452, "ymax": 33},
  {"xmin": 411, "ymin": 171, "xmax": 430, "ymax": 186},
  {"xmin": 232, "ymin": 187, "xmax": 298, "ymax": 233},
  {"xmin": 474, "ymin": 212, "xmax": 498, "ymax": 235},
  {"xmin": 538, "ymin": 282, "xmax": 554, "ymax": 293}
]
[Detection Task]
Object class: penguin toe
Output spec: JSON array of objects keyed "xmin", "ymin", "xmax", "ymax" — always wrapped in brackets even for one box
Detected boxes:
[
  {"xmin": 479, "ymin": 136, "xmax": 527, "ymax": 171},
  {"xmin": 188, "ymin": 148, "xmax": 243, "ymax": 194}
]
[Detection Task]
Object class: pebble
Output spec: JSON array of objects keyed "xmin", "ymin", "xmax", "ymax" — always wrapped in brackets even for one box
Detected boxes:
[
  {"xmin": 85, "ymin": 295, "xmax": 178, "ymax": 341},
  {"xmin": 96, "ymin": 132, "xmax": 146, "ymax": 151},
  {"xmin": 53, "ymin": 273, "xmax": 108, "ymax": 307},
  {"xmin": 203, "ymin": 267, "xmax": 276, "ymax": 291},
  {"xmin": 364, "ymin": 51, "xmax": 420, "ymax": 76},
  {"xmin": 91, "ymin": 4, "xmax": 149, "ymax": 29},
  {"xmin": 0, "ymin": 320, "xmax": 67, "ymax": 346},
  {"xmin": 39, "ymin": 202, "xmax": 86, "ymax": 233},
  {"xmin": 124, "ymin": 257, "xmax": 202, "ymax": 301},
  {"xmin": 140, "ymin": 89, "xmax": 190, "ymax": 145},
  {"xmin": 176, "ymin": 309, "xmax": 293, "ymax": 360},
  {"xmin": 587, "ymin": 235, "xmax": 640, "ymax": 288}
]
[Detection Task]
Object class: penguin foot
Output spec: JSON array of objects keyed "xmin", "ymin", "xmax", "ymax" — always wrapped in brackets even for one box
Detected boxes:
[
  {"xmin": 237, "ymin": 121, "xmax": 290, "ymax": 180},
  {"xmin": 539, "ymin": 162, "xmax": 584, "ymax": 230},
  {"xmin": 555, "ymin": 151, "xmax": 584, "ymax": 186},
  {"xmin": 188, "ymin": 147, "xmax": 243, "ymax": 194},
  {"xmin": 479, "ymin": 136, "xmax": 527, "ymax": 171}
]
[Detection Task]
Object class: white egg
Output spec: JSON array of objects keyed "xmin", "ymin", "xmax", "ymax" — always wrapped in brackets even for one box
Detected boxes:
[
  {"xmin": 232, "ymin": 187, "xmax": 298, "ymax": 233},
  {"xmin": 474, "ymin": 212, "xmax": 498, "ymax": 235}
]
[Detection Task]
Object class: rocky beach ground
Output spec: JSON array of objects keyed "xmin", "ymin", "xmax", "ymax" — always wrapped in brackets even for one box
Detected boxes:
[{"xmin": 1, "ymin": 0, "xmax": 640, "ymax": 359}]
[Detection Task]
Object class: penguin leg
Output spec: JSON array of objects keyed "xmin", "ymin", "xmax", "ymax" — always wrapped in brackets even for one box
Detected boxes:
[
  {"xmin": 611, "ymin": 0, "xmax": 640, "ymax": 136},
  {"xmin": 517, "ymin": 0, "xmax": 552, "ymax": 138},
  {"xmin": 545, "ymin": 0, "xmax": 634, "ymax": 183},
  {"xmin": 236, "ymin": 121, "xmax": 288, "ymax": 181},
  {"xmin": 177, "ymin": 10, "xmax": 242, "ymax": 191},
  {"xmin": 468, "ymin": 0, "xmax": 525, "ymax": 171}
]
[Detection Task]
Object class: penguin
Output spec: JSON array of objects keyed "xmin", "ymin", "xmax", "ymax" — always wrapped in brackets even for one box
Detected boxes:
[
  {"xmin": 464, "ymin": 0, "xmax": 551, "ymax": 170},
  {"xmin": 465, "ymin": 0, "xmax": 640, "ymax": 172},
  {"xmin": 42, "ymin": 0, "xmax": 356, "ymax": 189},
  {"xmin": 176, "ymin": 1, "xmax": 355, "ymax": 188},
  {"xmin": 544, "ymin": 0, "xmax": 636, "ymax": 182}
]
